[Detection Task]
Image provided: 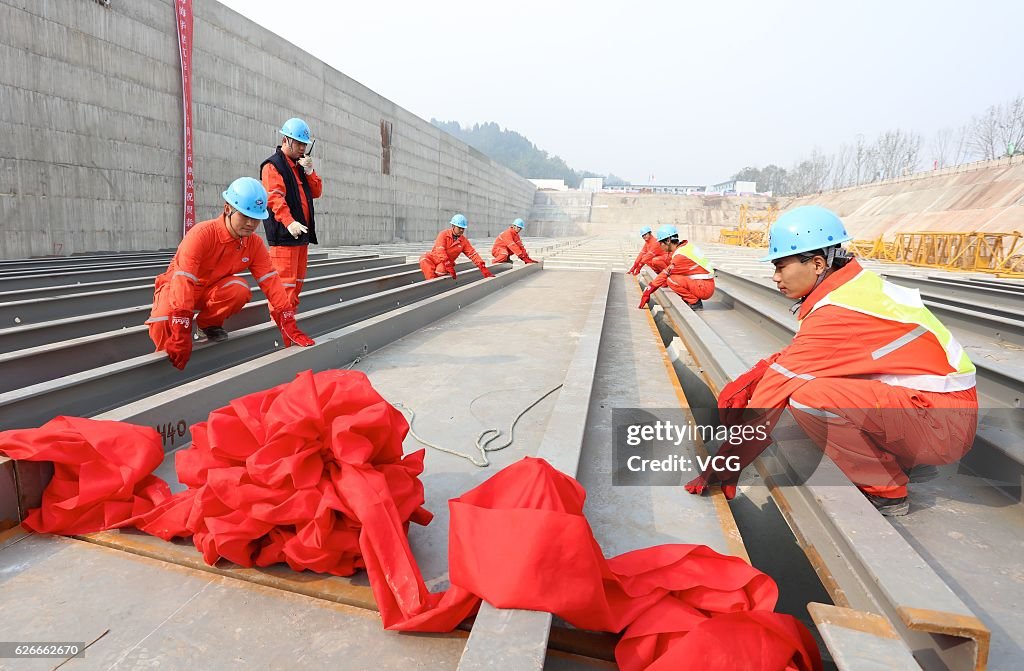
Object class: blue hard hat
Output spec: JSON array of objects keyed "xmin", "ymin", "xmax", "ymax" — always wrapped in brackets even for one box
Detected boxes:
[
  {"xmin": 761, "ymin": 206, "xmax": 852, "ymax": 262},
  {"xmin": 450, "ymin": 214, "xmax": 468, "ymax": 228},
  {"xmin": 222, "ymin": 177, "xmax": 270, "ymax": 220},
  {"xmin": 640, "ymin": 226, "xmax": 652, "ymax": 237},
  {"xmin": 280, "ymin": 117, "xmax": 312, "ymax": 145},
  {"xmin": 512, "ymin": 218, "xmax": 525, "ymax": 229},
  {"xmin": 655, "ymin": 224, "xmax": 678, "ymax": 242}
]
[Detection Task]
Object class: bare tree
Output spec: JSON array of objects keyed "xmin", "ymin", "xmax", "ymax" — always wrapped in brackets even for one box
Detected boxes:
[
  {"xmin": 903, "ymin": 132, "xmax": 922, "ymax": 175},
  {"xmin": 787, "ymin": 148, "xmax": 833, "ymax": 195},
  {"xmin": 870, "ymin": 129, "xmax": 922, "ymax": 180},
  {"xmin": 970, "ymin": 105, "xmax": 1002, "ymax": 160},
  {"xmin": 952, "ymin": 124, "xmax": 973, "ymax": 164},
  {"xmin": 852, "ymin": 134, "xmax": 869, "ymax": 185},
  {"xmin": 997, "ymin": 96, "xmax": 1024, "ymax": 155},
  {"xmin": 830, "ymin": 143, "xmax": 854, "ymax": 189},
  {"xmin": 931, "ymin": 128, "xmax": 955, "ymax": 169}
]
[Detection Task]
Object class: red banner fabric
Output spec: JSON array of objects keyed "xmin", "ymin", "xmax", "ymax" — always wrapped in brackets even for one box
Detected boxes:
[{"xmin": 175, "ymin": 0, "xmax": 196, "ymax": 235}]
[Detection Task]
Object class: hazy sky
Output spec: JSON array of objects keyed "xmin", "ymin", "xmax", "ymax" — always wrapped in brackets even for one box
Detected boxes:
[{"xmin": 219, "ymin": 0, "xmax": 1023, "ymax": 185}]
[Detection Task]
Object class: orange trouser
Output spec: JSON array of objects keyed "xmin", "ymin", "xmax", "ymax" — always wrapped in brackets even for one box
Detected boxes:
[
  {"xmin": 419, "ymin": 256, "xmax": 452, "ymax": 279},
  {"xmin": 269, "ymin": 245, "xmax": 309, "ymax": 306},
  {"xmin": 492, "ymin": 247, "xmax": 516, "ymax": 263},
  {"xmin": 787, "ymin": 378, "xmax": 978, "ymax": 498},
  {"xmin": 667, "ymin": 277, "xmax": 714, "ymax": 305},
  {"xmin": 147, "ymin": 276, "xmax": 252, "ymax": 351},
  {"xmin": 647, "ymin": 257, "xmax": 669, "ymax": 273}
]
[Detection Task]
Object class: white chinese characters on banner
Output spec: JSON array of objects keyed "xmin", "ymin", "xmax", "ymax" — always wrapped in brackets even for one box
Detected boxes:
[{"xmin": 175, "ymin": 0, "xmax": 195, "ymax": 235}]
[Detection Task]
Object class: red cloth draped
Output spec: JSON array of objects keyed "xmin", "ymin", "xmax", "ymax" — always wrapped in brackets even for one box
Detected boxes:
[
  {"xmin": 1, "ymin": 371, "xmax": 821, "ymax": 670},
  {"xmin": 364, "ymin": 456, "xmax": 821, "ymax": 671},
  {"xmin": 0, "ymin": 417, "xmax": 171, "ymax": 535},
  {"xmin": 136, "ymin": 369, "xmax": 432, "ymax": 575}
]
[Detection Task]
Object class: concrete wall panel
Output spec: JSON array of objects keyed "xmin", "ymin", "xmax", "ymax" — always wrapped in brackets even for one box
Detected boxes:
[{"xmin": 0, "ymin": 0, "xmax": 534, "ymax": 258}]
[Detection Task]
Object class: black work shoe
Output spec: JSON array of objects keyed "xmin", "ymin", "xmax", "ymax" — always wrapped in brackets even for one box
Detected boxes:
[
  {"xmin": 201, "ymin": 326, "xmax": 229, "ymax": 343},
  {"xmin": 864, "ymin": 493, "xmax": 910, "ymax": 517},
  {"xmin": 904, "ymin": 464, "xmax": 939, "ymax": 483},
  {"xmin": 689, "ymin": 300, "xmax": 704, "ymax": 311}
]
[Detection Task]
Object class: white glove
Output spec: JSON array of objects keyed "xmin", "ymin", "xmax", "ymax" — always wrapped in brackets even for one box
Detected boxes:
[
  {"xmin": 286, "ymin": 221, "xmax": 308, "ymax": 238},
  {"xmin": 297, "ymin": 156, "xmax": 314, "ymax": 174}
]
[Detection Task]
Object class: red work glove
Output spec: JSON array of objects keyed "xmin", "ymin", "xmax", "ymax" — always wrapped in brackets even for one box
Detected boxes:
[
  {"xmin": 477, "ymin": 262, "xmax": 495, "ymax": 279},
  {"xmin": 628, "ymin": 261, "xmax": 642, "ymax": 275},
  {"xmin": 444, "ymin": 261, "xmax": 457, "ymax": 280},
  {"xmin": 685, "ymin": 470, "xmax": 739, "ymax": 501},
  {"xmin": 165, "ymin": 309, "xmax": 194, "ymax": 370},
  {"xmin": 717, "ymin": 353, "xmax": 780, "ymax": 425},
  {"xmin": 271, "ymin": 308, "xmax": 315, "ymax": 348},
  {"xmin": 684, "ymin": 417, "xmax": 776, "ymax": 500},
  {"xmin": 637, "ymin": 286, "xmax": 655, "ymax": 309},
  {"xmin": 522, "ymin": 255, "xmax": 539, "ymax": 264}
]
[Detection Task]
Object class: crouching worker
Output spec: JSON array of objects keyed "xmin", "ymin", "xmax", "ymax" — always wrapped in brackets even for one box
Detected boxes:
[
  {"xmin": 637, "ymin": 224, "xmax": 715, "ymax": 310},
  {"xmin": 147, "ymin": 177, "xmax": 315, "ymax": 370},
  {"xmin": 419, "ymin": 214, "xmax": 495, "ymax": 280},
  {"xmin": 492, "ymin": 218, "xmax": 538, "ymax": 264},
  {"xmin": 684, "ymin": 206, "xmax": 978, "ymax": 516},
  {"xmin": 627, "ymin": 226, "xmax": 670, "ymax": 275}
]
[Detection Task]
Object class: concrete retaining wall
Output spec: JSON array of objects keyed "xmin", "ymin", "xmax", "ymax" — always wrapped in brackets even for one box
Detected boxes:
[
  {"xmin": 0, "ymin": 0, "xmax": 535, "ymax": 259},
  {"xmin": 528, "ymin": 191, "xmax": 776, "ymax": 242},
  {"xmin": 783, "ymin": 155, "xmax": 1024, "ymax": 240}
]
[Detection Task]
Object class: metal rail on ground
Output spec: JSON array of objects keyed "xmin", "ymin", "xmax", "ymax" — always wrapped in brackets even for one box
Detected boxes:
[
  {"xmin": 0, "ymin": 265, "xmax": 512, "ymax": 432},
  {"xmin": 0, "ymin": 252, "xmax": 330, "ymax": 303},
  {"xmin": 0, "ymin": 256, "xmax": 412, "ymax": 333},
  {"xmin": 0, "ymin": 254, "xmax": 372, "ymax": 292}
]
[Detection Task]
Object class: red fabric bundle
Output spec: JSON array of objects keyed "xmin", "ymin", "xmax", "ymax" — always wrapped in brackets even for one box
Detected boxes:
[
  {"xmin": 360, "ymin": 456, "xmax": 821, "ymax": 671},
  {"xmin": 0, "ymin": 416, "xmax": 171, "ymax": 534},
  {"xmin": 2, "ymin": 372, "xmax": 821, "ymax": 669},
  {"xmin": 136, "ymin": 369, "xmax": 432, "ymax": 575}
]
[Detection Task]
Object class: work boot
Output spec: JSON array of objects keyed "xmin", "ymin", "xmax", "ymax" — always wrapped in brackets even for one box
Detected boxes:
[
  {"xmin": 863, "ymin": 492, "xmax": 910, "ymax": 517},
  {"xmin": 904, "ymin": 464, "xmax": 939, "ymax": 483},
  {"xmin": 689, "ymin": 299, "xmax": 704, "ymax": 311},
  {"xmin": 201, "ymin": 325, "xmax": 229, "ymax": 343}
]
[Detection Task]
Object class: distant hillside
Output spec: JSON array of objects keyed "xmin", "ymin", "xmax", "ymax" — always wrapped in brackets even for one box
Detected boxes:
[{"xmin": 431, "ymin": 120, "xmax": 629, "ymax": 188}]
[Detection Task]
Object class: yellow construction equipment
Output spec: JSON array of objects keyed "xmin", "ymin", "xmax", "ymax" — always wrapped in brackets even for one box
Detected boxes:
[
  {"xmin": 719, "ymin": 204, "xmax": 777, "ymax": 247},
  {"xmin": 849, "ymin": 231, "xmax": 1024, "ymax": 277}
]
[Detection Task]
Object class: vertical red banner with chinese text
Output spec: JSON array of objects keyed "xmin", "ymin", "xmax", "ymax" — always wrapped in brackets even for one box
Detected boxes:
[{"xmin": 175, "ymin": 0, "xmax": 196, "ymax": 235}]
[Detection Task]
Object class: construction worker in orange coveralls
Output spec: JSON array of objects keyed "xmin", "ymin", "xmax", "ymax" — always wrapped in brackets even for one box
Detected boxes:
[
  {"xmin": 419, "ymin": 214, "xmax": 495, "ymax": 280},
  {"xmin": 260, "ymin": 117, "xmax": 323, "ymax": 306},
  {"xmin": 627, "ymin": 226, "xmax": 670, "ymax": 275},
  {"xmin": 684, "ymin": 206, "xmax": 978, "ymax": 516},
  {"xmin": 637, "ymin": 224, "xmax": 716, "ymax": 310},
  {"xmin": 492, "ymin": 218, "xmax": 539, "ymax": 264},
  {"xmin": 146, "ymin": 177, "xmax": 315, "ymax": 370}
]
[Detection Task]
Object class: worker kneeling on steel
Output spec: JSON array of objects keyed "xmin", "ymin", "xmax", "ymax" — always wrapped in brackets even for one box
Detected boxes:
[
  {"xmin": 685, "ymin": 206, "xmax": 978, "ymax": 516},
  {"xmin": 491, "ymin": 218, "xmax": 538, "ymax": 264},
  {"xmin": 419, "ymin": 214, "xmax": 495, "ymax": 280},
  {"xmin": 627, "ymin": 226, "xmax": 670, "ymax": 275},
  {"xmin": 146, "ymin": 177, "xmax": 315, "ymax": 370},
  {"xmin": 637, "ymin": 224, "xmax": 716, "ymax": 310}
]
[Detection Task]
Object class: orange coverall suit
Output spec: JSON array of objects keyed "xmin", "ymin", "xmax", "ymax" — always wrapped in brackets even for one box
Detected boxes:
[
  {"xmin": 146, "ymin": 216, "xmax": 294, "ymax": 351},
  {"xmin": 491, "ymin": 228, "xmax": 532, "ymax": 263},
  {"xmin": 419, "ymin": 230, "xmax": 485, "ymax": 279},
  {"xmin": 632, "ymin": 237, "xmax": 670, "ymax": 273},
  {"xmin": 718, "ymin": 259, "xmax": 977, "ymax": 499},
  {"xmin": 646, "ymin": 244, "xmax": 715, "ymax": 306},
  {"xmin": 261, "ymin": 156, "xmax": 323, "ymax": 305}
]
